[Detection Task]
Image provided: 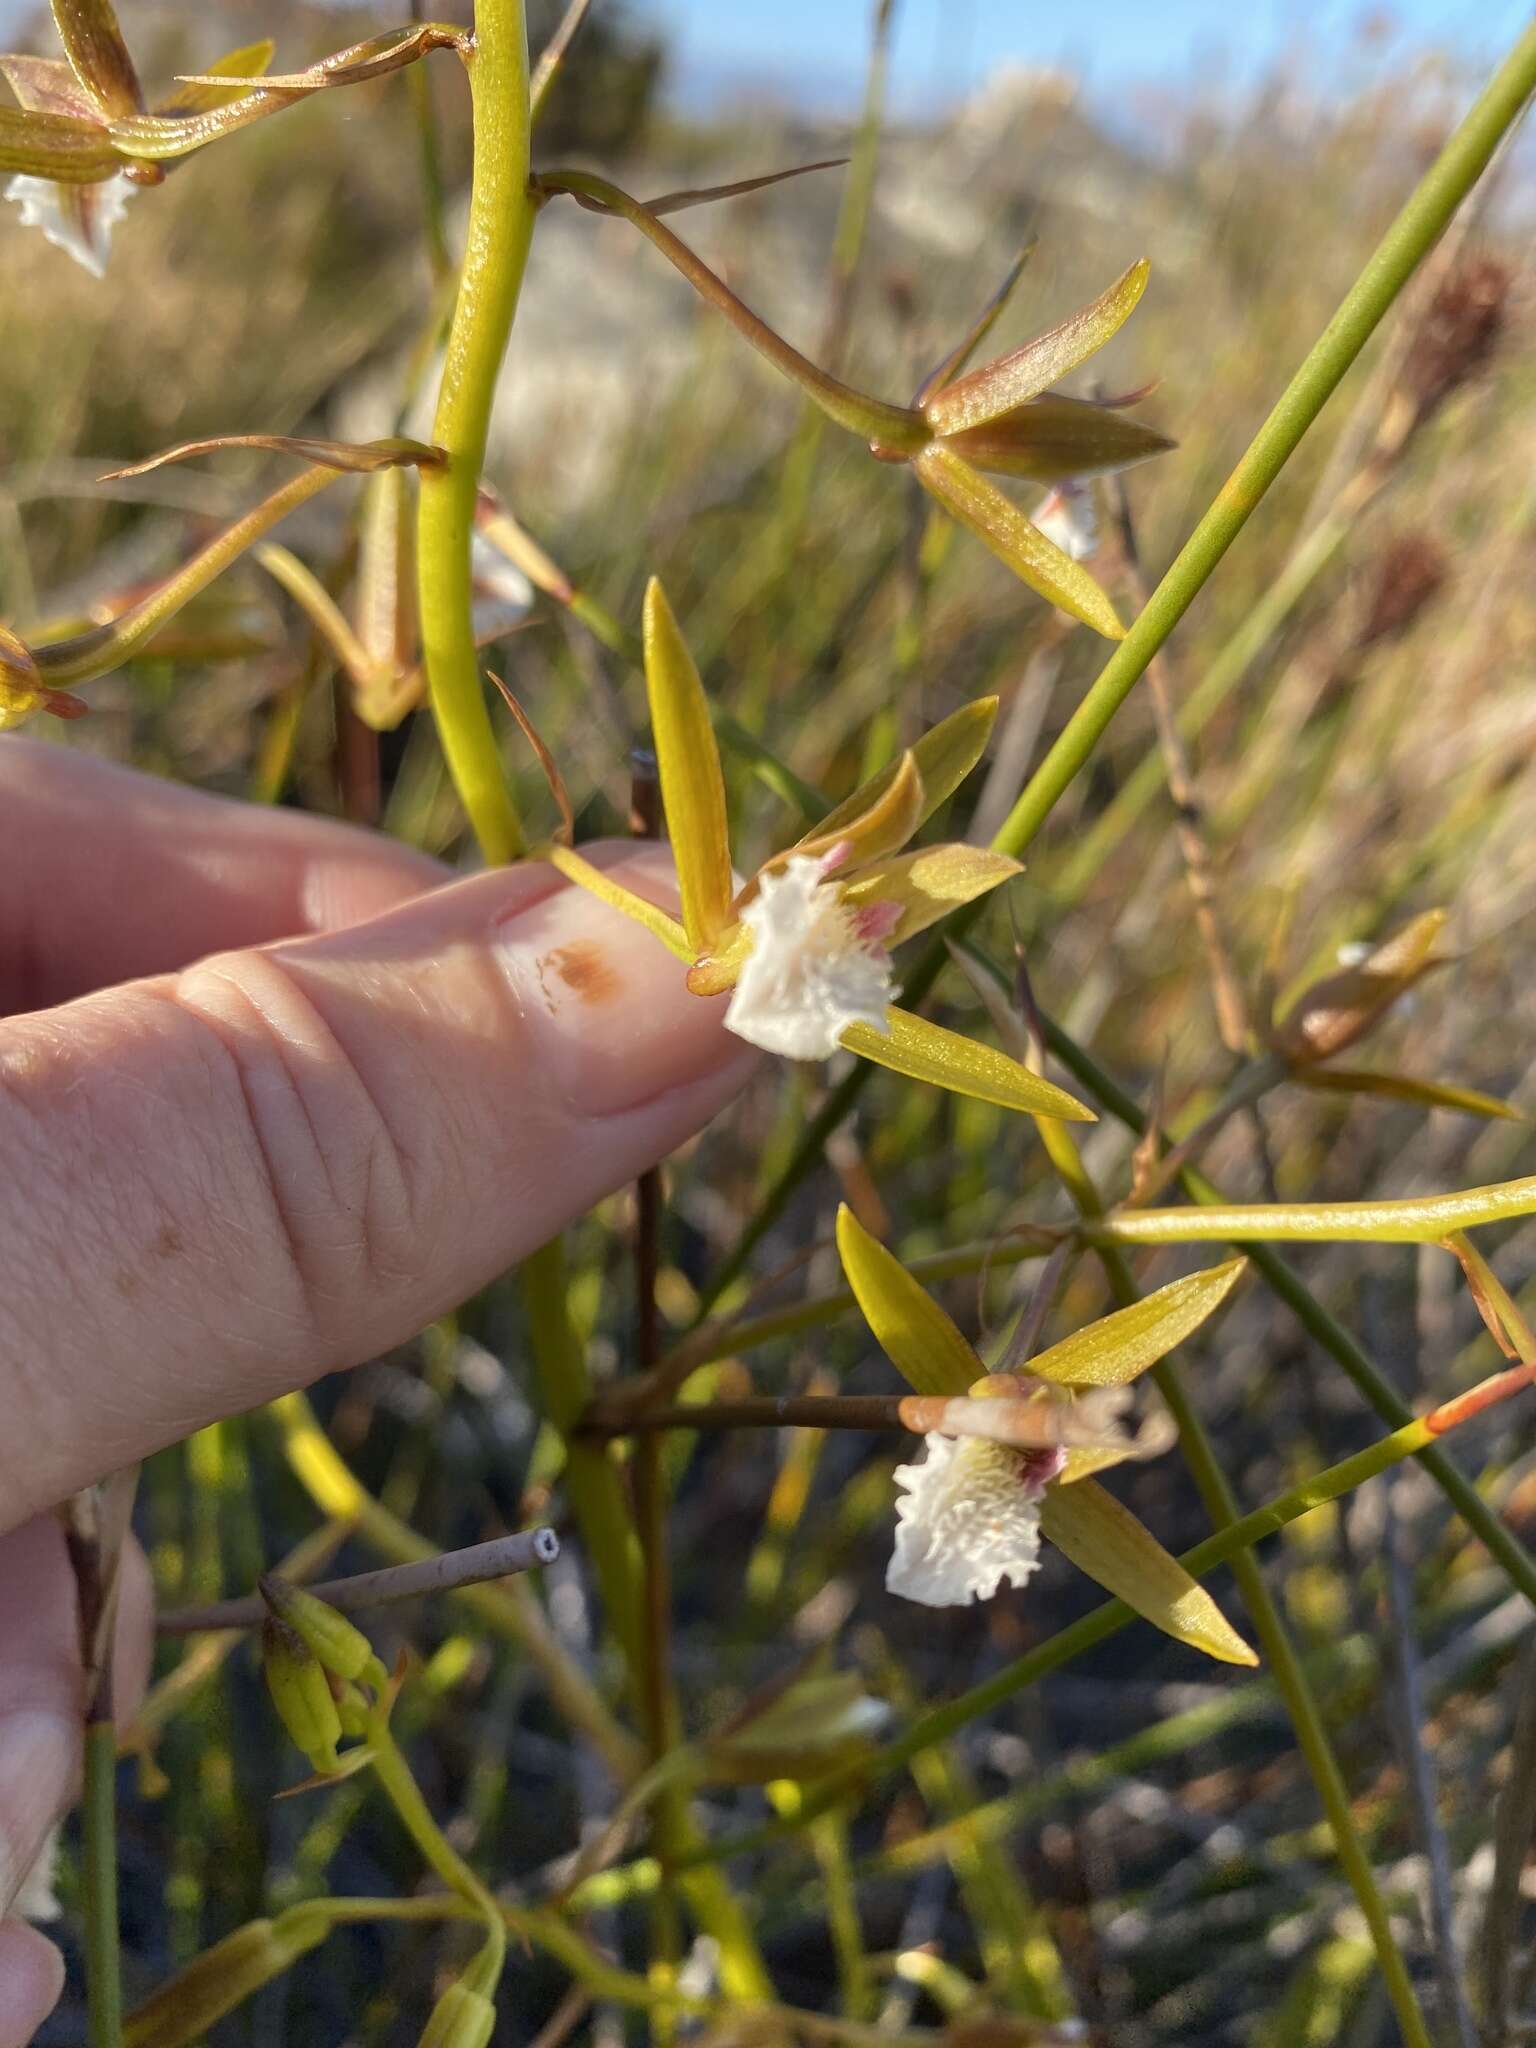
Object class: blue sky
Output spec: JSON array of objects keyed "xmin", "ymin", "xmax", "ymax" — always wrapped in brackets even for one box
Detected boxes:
[{"xmin": 650, "ymin": 0, "xmax": 1535, "ymax": 114}]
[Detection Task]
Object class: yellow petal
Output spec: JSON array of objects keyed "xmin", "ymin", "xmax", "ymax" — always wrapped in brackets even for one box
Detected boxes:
[
  {"xmin": 751, "ymin": 750, "xmax": 924, "ymax": 900},
  {"xmin": 923, "ymin": 260, "xmax": 1152, "ymax": 435},
  {"xmin": 836, "ymin": 1204, "xmax": 981, "ymax": 1397},
  {"xmin": 913, "ymin": 445, "xmax": 1125, "ymax": 639},
  {"xmin": 807, "ymin": 696, "xmax": 998, "ymax": 845},
  {"xmin": 840, "ymin": 1007, "xmax": 1095, "ymax": 1121},
  {"xmin": 840, "ymin": 844, "xmax": 1021, "ymax": 946},
  {"xmin": 642, "ymin": 579, "xmax": 734, "ymax": 952},
  {"xmin": 1039, "ymin": 1481, "xmax": 1258, "ymax": 1666},
  {"xmin": 1027, "ymin": 1259, "xmax": 1247, "ymax": 1388}
]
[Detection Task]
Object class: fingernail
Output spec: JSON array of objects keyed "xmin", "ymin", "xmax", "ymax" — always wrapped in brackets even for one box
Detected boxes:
[
  {"xmin": 496, "ymin": 849, "xmax": 743, "ymax": 1119},
  {"xmin": 0, "ymin": 1711, "xmax": 74, "ymax": 1917}
]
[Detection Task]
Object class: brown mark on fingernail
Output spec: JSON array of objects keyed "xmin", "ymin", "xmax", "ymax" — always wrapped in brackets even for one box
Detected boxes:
[{"xmin": 543, "ymin": 940, "xmax": 621, "ymax": 1007}]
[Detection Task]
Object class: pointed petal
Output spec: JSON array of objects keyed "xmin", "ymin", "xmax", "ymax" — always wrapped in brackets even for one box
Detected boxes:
[
  {"xmin": 156, "ymin": 40, "xmax": 275, "ymax": 117},
  {"xmin": 924, "ymin": 260, "xmax": 1151, "ymax": 435},
  {"xmin": 1026, "ymin": 1259, "xmax": 1247, "ymax": 1388},
  {"xmin": 839, "ymin": 1006, "xmax": 1095, "ymax": 1120},
  {"xmin": 808, "ymin": 695, "xmax": 999, "ymax": 845},
  {"xmin": 740, "ymin": 750, "xmax": 924, "ymax": 913},
  {"xmin": 840, "ymin": 844, "xmax": 1021, "ymax": 946},
  {"xmin": 0, "ymin": 54, "xmax": 97, "ymax": 116},
  {"xmin": 0, "ymin": 102, "xmax": 121, "ymax": 180},
  {"xmin": 913, "ymin": 446, "xmax": 1125, "ymax": 639},
  {"xmin": 51, "ymin": 0, "xmax": 143, "ymax": 119},
  {"xmin": 945, "ymin": 392, "xmax": 1176, "ymax": 484},
  {"xmin": 1039, "ymin": 1480, "xmax": 1258, "ymax": 1665},
  {"xmin": 836, "ymin": 1203, "xmax": 982, "ymax": 1397},
  {"xmin": 642, "ymin": 578, "xmax": 734, "ymax": 952}
]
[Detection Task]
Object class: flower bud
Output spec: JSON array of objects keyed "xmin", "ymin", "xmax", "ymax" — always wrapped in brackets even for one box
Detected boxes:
[
  {"xmin": 415, "ymin": 1982, "xmax": 498, "ymax": 2048},
  {"xmin": 1271, "ymin": 910, "xmax": 1449, "ymax": 1065},
  {"xmin": 260, "ymin": 1616, "xmax": 343, "ymax": 1776},
  {"xmin": 259, "ymin": 1574, "xmax": 387, "ymax": 1690}
]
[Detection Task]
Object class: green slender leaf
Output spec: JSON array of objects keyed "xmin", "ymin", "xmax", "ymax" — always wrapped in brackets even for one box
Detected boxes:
[{"xmin": 1300, "ymin": 1066, "xmax": 1519, "ymax": 1121}]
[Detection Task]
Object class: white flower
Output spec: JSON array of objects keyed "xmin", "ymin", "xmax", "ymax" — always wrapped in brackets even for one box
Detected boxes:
[
  {"xmin": 887, "ymin": 1433, "xmax": 1052, "ymax": 1607},
  {"xmin": 6, "ymin": 172, "xmax": 133, "ymax": 278},
  {"xmin": 723, "ymin": 853, "xmax": 895, "ymax": 1060},
  {"xmin": 1032, "ymin": 479, "xmax": 1098, "ymax": 561},
  {"xmin": 9, "ymin": 1824, "xmax": 61, "ymax": 1922}
]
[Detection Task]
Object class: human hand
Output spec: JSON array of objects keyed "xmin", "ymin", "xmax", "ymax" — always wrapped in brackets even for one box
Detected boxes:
[{"xmin": 0, "ymin": 740, "xmax": 756, "ymax": 2044}]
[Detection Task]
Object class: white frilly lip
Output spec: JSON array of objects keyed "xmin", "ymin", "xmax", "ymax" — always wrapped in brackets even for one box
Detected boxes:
[
  {"xmin": 723, "ymin": 852, "xmax": 895, "ymax": 1061},
  {"xmin": 1032, "ymin": 479, "xmax": 1098, "ymax": 562},
  {"xmin": 887, "ymin": 1433, "xmax": 1050, "ymax": 1608},
  {"xmin": 6, "ymin": 172, "xmax": 133, "ymax": 278}
]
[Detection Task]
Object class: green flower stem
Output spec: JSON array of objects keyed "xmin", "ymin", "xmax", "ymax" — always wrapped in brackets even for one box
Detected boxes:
[
  {"xmin": 83, "ymin": 1719, "xmax": 124, "ymax": 2048},
  {"xmin": 690, "ymin": 16, "xmax": 1536, "ymax": 1309},
  {"xmin": 1080, "ymin": 1176, "xmax": 1536, "ymax": 1246},
  {"xmin": 1052, "ymin": 507, "xmax": 1351, "ymax": 900},
  {"xmin": 988, "ymin": 18, "xmax": 1536, "ymax": 867},
  {"xmin": 416, "ymin": 0, "xmax": 534, "ymax": 865},
  {"xmin": 368, "ymin": 1717, "xmax": 506, "ymax": 1974}
]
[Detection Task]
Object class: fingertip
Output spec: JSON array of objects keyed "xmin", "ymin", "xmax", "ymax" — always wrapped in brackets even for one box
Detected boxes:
[{"xmin": 0, "ymin": 1921, "xmax": 65, "ymax": 2048}]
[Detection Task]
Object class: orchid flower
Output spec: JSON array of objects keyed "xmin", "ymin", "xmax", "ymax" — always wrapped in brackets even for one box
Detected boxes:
[
  {"xmin": 0, "ymin": 1, "xmax": 462, "ymax": 274},
  {"xmin": 837, "ymin": 1204, "xmax": 1258, "ymax": 1662},
  {"xmin": 543, "ymin": 579, "xmax": 1096, "ymax": 1120},
  {"xmin": 536, "ymin": 169, "xmax": 1174, "ymax": 639}
]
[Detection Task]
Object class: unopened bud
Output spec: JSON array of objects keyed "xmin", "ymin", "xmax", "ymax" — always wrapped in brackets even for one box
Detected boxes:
[
  {"xmin": 1271, "ymin": 910, "xmax": 1449, "ymax": 1065},
  {"xmin": 261, "ymin": 1616, "xmax": 342, "ymax": 1776},
  {"xmin": 416, "ymin": 1982, "xmax": 497, "ymax": 2048},
  {"xmin": 259, "ymin": 1575, "xmax": 387, "ymax": 1690},
  {"xmin": 704, "ymin": 1667, "xmax": 888, "ymax": 1784}
]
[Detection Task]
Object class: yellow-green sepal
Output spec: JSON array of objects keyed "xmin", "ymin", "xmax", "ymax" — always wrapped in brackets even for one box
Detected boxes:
[
  {"xmin": 840, "ymin": 1006, "xmax": 1095, "ymax": 1121},
  {"xmin": 1039, "ymin": 1480, "xmax": 1258, "ymax": 1666},
  {"xmin": 913, "ymin": 445, "xmax": 1125, "ymax": 640},
  {"xmin": 923, "ymin": 260, "xmax": 1152, "ymax": 435},
  {"xmin": 1026, "ymin": 1259, "xmax": 1246, "ymax": 1388},
  {"xmin": 809, "ymin": 695, "xmax": 998, "ymax": 843},
  {"xmin": 157, "ymin": 39, "xmax": 274, "ymax": 115},
  {"xmin": 642, "ymin": 578, "xmax": 734, "ymax": 952},
  {"xmin": 836, "ymin": 1202, "xmax": 980, "ymax": 1397},
  {"xmin": 840, "ymin": 844, "xmax": 1021, "ymax": 946}
]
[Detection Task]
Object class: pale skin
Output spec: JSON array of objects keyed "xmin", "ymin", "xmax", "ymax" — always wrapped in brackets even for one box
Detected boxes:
[{"xmin": 0, "ymin": 740, "xmax": 757, "ymax": 2045}]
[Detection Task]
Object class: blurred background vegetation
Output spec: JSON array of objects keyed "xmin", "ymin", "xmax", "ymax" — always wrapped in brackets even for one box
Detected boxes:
[{"xmin": 6, "ymin": 1, "xmax": 1536, "ymax": 2041}]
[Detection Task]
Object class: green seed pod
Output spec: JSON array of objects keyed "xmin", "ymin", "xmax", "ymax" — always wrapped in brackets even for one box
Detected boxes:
[
  {"xmin": 261, "ymin": 1616, "xmax": 342, "ymax": 1774},
  {"xmin": 260, "ymin": 1574, "xmax": 387, "ymax": 1689},
  {"xmin": 415, "ymin": 1982, "xmax": 497, "ymax": 2048},
  {"xmin": 125, "ymin": 1908, "xmax": 329, "ymax": 2047}
]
